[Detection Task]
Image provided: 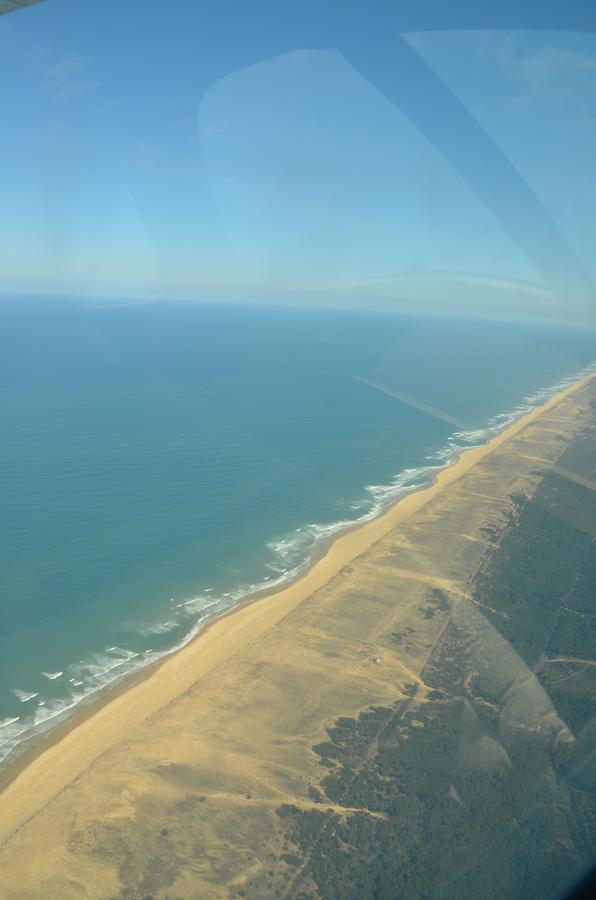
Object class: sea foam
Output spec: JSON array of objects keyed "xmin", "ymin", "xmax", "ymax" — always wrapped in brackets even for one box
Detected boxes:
[
  {"xmin": 0, "ymin": 717, "xmax": 20, "ymax": 729},
  {"xmin": 12, "ymin": 689, "xmax": 39, "ymax": 704},
  {"xmin": 1, "ymin": 361, "xmax": 594, "ymax": 770}
]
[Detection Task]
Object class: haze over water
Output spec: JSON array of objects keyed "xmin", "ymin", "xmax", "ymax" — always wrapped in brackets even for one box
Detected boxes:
[{"xmin": 0, "ymin": 295, "xmax": 594, "ymax": 765}]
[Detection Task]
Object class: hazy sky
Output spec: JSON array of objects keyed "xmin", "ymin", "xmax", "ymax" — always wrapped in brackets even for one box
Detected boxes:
[{"xmin": 1, "ymin": 0, "xmax": 595, "ymax": 325}]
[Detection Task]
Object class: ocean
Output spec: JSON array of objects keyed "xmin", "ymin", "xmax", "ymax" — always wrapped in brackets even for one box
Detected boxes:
[{"xmin": 0, "ymin": 295, "xmax": 594, "ymax": 767}]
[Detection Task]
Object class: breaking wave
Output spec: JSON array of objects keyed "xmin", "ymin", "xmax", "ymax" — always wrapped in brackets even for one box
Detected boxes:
[
  {"xmin": 1, "ymin": 362, "xmax": 593, "ymax": 770},
  {"xmin": 12, "ymin": 690, "xmax": 39, "ymax": 704}
]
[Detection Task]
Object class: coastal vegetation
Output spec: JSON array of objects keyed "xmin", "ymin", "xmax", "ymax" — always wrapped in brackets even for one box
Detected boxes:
[
  {"xmin": 0, "ymin": 379, "xmax": 593, "ymax": 899},
  {"xmin": 272, "ymin": 416, "xmax": 596, "ymax": 898}
]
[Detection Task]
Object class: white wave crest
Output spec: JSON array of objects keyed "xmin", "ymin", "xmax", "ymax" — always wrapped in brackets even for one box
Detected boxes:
[
  {"xmin": 12, "ymin": 689, "xmax": 39, "ymax": 703},
  {"xmin": 41, "ymin": 671, "xmax": 63, "ymax": 680},
  {"xmin": 126, "ymin": 620, "xmax": 179, "ymax": 636},
  {"xmin": 1, "ymin": 360, "xmax": 594, "ymax": 771},
  {"xmin": 0, "ymin": 717, "xmax": 20, "ymax": 729}
]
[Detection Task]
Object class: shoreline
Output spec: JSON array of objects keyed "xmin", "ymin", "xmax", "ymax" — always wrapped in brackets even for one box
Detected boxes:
[
  {"xmin": 2, "ymin": 365, "xmax": 592, "ymax": 778},
  {"xmin": 1, "ymin": 370, "xmax": 590, "ymax": 777},
  {"xmin": 0, "ymin": 370, "xmax": 593, "ymax": 847}
]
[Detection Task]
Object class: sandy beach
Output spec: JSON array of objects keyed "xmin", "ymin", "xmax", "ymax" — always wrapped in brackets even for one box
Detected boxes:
[{"xmin": 0, "ymin": 371, "xmax": 594, "ymax": 897}]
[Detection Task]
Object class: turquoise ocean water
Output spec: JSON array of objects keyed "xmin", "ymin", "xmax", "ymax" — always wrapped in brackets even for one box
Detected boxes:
[{"xmin": 0, "ymin": 296, "xmax": 594, "ymax": 766}]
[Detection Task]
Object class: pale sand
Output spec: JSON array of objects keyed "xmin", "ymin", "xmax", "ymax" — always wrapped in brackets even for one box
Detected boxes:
[{"xmin": 0, "ymin": 372, "xmax": 593, "ymax": 851}]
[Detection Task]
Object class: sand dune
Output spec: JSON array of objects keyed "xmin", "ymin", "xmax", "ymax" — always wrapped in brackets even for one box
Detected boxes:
[{"xmin": 0, "ymin": 372, "xmax": 593, "ymax": 897}]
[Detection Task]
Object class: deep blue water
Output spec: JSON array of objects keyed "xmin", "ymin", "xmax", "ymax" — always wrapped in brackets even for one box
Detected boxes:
[{"xmin": 0, "ymin": 296, "xmax": 594, "ymax": 764}]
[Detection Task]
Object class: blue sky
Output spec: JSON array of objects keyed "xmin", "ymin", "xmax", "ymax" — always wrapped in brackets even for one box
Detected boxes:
[{"xmin": 1, "ymin": 0, "xmax": 595, "ymax": 325}]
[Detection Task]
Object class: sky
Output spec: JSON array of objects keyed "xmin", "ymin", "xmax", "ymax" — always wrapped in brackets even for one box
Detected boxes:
[{"xmin": 0, "ymin": 0, "xmax": 595, "ymax": 326}]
